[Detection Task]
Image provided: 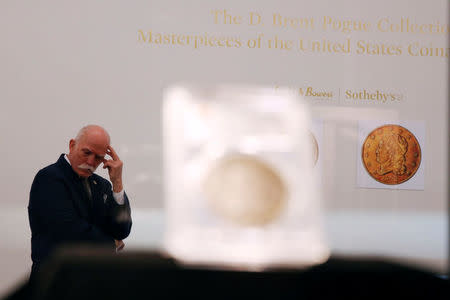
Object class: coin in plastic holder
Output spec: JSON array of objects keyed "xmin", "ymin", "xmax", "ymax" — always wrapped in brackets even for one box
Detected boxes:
[
  {"xmin": 163, "ymin": 84, "xmax": 330, "ymax": 269},
  {"xmin": 203, "ymin": 154, "xmax": 287, "ymax": 226}
]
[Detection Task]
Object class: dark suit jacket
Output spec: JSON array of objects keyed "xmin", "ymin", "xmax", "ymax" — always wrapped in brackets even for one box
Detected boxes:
[{"xmin": 28, "ymin": 154, "xmax": 132, "ymax": 275}]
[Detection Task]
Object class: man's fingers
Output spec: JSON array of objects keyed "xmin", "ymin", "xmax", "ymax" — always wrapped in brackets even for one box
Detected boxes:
[
  {"xmin": 107, "ymin": 145, "xmax": 120, "ymax": 161},
  {"xmin": 103, "ymin": 160, "xmax": 120, "ymax": 167}
]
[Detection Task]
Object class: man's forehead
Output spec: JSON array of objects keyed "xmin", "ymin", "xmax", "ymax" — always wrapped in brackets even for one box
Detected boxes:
[{"xmin": 80, "ymin": 144, "xmax": 107, "ymax": 156}]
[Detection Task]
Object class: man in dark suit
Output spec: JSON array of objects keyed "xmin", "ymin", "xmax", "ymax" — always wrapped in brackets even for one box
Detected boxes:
[{"xmin": 28, "ymin": 125, "xmax": 132, "ymax": 279}]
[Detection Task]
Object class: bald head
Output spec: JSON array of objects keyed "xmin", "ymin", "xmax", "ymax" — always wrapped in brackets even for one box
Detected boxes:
[
  {"xmin": 75, "ymin": 125, "xmax": 110, "ymax": 144},
  {"xmin": 68, "ymin": 125, "xmax": 111, "ymax": 177}
]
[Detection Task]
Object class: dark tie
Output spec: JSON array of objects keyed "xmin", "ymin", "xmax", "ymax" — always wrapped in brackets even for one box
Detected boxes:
[{"xmin": 82, "ymin": 178, "xmax": 93, "ymax": 207}]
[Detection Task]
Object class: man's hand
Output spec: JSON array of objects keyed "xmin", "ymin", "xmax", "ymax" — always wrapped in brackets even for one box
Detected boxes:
[
  {"xmin": 103, "ymin": 145, "xmax": 123, "ymax": 193},
  {"xmin": 115, "ymin": 239, "xmax": 125, "ymax": 252}
]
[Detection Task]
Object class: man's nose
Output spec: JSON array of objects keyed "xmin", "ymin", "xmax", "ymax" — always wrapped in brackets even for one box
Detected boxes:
[{"xmin": 87, "ymin": 154, "xmax": 95, "ymax": 166}]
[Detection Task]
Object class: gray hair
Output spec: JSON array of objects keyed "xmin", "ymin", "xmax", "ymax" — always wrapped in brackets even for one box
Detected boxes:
[{"xmin": 75, "ymin": 124, "xmax": 111, "ymax": 143}]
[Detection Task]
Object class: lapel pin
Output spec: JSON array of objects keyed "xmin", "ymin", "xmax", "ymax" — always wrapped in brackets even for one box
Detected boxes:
[
  {"xmin": 103, "ymin": 194, "xmax": 108, "ymax": 203},
  {"xmin": 93, "ymin": 180, "xmax": 97, "ymax": 185}
]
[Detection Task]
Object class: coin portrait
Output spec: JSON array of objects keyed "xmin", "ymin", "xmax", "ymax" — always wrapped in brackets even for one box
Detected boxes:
[
  {"xmin": 203, "ymin": 154, "xmax": 287, "ymax": 226},
  {"xmin": 362, "ymin": 124, "xmax": 421, "ymax": 185}
]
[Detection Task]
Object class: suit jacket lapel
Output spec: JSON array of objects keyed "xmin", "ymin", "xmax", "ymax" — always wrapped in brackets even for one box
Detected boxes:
[
  {"xmin": 57, "ymin": 154, "xmax": 93, "ymax": 221},
  {"xmin": 70, "ymin": 178, "xmax": 92, "ymax": 220}
]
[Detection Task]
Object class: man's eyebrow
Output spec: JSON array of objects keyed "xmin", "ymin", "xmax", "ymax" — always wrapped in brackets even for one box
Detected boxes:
[{"xmin": 81, "ymin": 148, "xmax": 104, "ymax": 158}]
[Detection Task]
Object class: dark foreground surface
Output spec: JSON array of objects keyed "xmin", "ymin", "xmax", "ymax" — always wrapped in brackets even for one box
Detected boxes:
[{"xmin": 4, "ymin": 247, "xmax": 448, "ymax": 300}]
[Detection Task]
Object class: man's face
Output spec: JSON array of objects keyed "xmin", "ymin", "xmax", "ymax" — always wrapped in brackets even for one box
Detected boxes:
[{"xmin": 68, "ymin": 136, "xmax": 108, "ymax": 178}]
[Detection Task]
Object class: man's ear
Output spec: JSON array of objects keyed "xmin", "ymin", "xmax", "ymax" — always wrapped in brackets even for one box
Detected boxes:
[{"xmin": 69, "ymin": 139, "xmax": 76, "ymax": 153}]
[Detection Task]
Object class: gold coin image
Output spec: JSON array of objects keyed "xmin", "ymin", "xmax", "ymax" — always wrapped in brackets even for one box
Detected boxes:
[
  {"xmin": 362, "ymin": 124, "xmax": 421, "ymax": 185},
  {"xmin": 203, "ymin": 154, "xmax": 287, "ymax": 226}
]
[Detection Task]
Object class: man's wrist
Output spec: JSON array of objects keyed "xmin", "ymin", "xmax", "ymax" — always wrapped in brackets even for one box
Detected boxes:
[
  {"xmin": 112, "ymin": 189, "xmax": 125, "ymax": 205},
  {"xmin": 112, "ymin": 180, "xmax": 123, "ymax": 193}
]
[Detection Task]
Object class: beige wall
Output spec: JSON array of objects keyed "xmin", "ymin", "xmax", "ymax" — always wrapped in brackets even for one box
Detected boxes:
[{"xmin": 0, "ymin": 0, "xmax": 447, "ymax": 296}]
